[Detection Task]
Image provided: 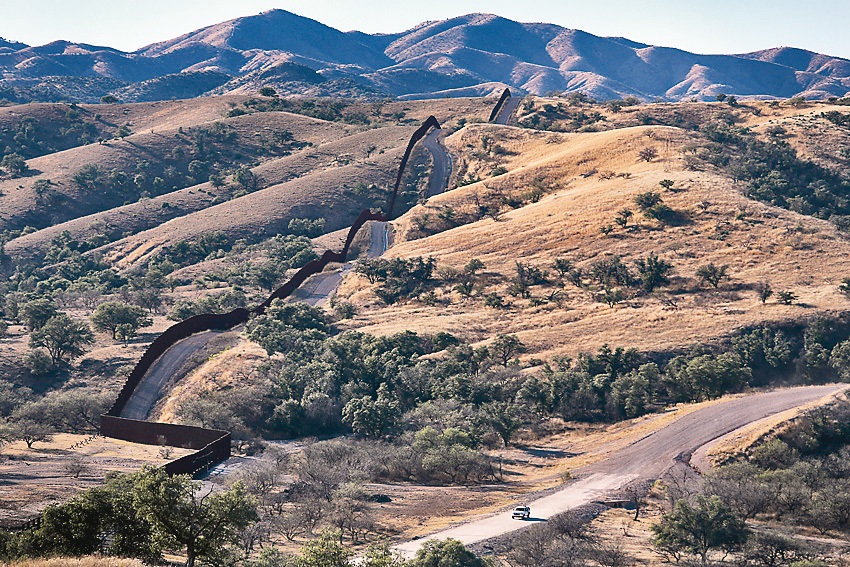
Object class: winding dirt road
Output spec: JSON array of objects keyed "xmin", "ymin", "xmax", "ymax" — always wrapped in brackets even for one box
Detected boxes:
[
  {"xmin": 395, "ymin": 384, "xmax": 848, "ymax": 557},
  {"xmin": 493, "ymin": 95, "xmax": 522, "ymax": 126},
  {"xmin": 120, "ymin": 330, "xmax": 223, "ymax": 420}
]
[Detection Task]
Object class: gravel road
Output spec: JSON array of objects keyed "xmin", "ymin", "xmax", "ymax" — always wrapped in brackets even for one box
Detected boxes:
[
  {"xmin": 120, "ymin": 330, "xmax": 223, "ymax": 420},
  {"xmin": 493, "ymin": 95, "xmax": 521, "ymax": 126},
  {"xmin": 395, "ymin": 384, "xmax": 848, "ymax": 557}
]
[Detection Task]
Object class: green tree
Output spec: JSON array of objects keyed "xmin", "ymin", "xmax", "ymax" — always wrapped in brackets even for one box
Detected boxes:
[
  {"xmin": 1, "ymin": 152, "xmax": 29, "ymax": 177},
  {"xmin": 411, "ymin": 538, "xmax": 490, "ymax": 567},
  {"xmin": 491, "ymin": 334, "xmax": 526, "ymax": 367},
  {"xmin": 634, "ymin": 252, "xmax": 673, "ymax": 292},
  {"xmin": 776, "ymin": 290, "xmax": 798, "ymax": 305},
  {"xmin": 342, "ymin": 383, "xmax": 401, "ymax": 438},
  {"xmin": 829, "ymin": 340, "xmax": 850, "ymax": 381},
  {"xmin": 20, "ymin": 298, "xmax": 59, "ymax": 330},
  {"xmin": 133, "ymin": 466, "xmax": 258, "ymax": 567},
  {"xmin": 100, "ymin": 94, "xmax": 119, "ymax": 104},
  {"xmin": 614, "ymin": 208, "xmax": 633, "ymax": 228},
  {"xmin": 298, "ymin": 530, "xmax": 352, "ymax": 567},
  {"xmin": 634, "ymin": 191, "xmax": 663, "ymax": 211},
  {"xmin": 362, "ymin": 543, "xmax": 408, "ymax": 567},
  {"xmin": 756, "ymin": 281, "xmax": 773, "ymax": 303},
  {"xmin": 30, "ymin": 314, "xmax": 94, "ymax": 366},
  {"xmin": 90, "ymin": 301, "xmax": 152, "ymax": 340},
  {"xmin": 247, "ymin": 299, "xmax": 329, "ymax": 355},
  {"xmin": 652, "ymin": 496, "xmax": 748, "ymax": 565},
  {"xmin": 259, "ymin": 86, "xmax": 278, "ymax": 97},
  {"xmin": 696, "ymin": 263, "xmax": 729, "ymax": 288},
  {"xmin": 659, "ymin": 179, "xmax": 675, "ymax": 191},
  {"xmin": 3, "ymin": 417, "xmax": 53, "ymax": 448},
  {"xmin": 116, "ymin": 123, "xmax": 132, "ymax": 139}
]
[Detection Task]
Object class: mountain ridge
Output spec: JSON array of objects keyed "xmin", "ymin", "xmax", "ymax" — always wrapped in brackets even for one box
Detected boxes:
[{"xmin": 0, "ymin": 9, "xmax": 848, "ymax": 103}]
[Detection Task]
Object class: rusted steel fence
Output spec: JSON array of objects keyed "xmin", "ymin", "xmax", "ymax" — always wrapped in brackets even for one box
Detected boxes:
[{"xmin": 100, "ymin": 116, "xmax": 443, "ymax": 476}]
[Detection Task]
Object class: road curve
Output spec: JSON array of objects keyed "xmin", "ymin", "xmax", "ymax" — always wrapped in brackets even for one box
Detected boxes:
[
  {"xmin": 120, "ymin": 330, "xmax": 223, "ymax": 420},
  {"xmin": 422, "ymin": 128, "xmax": 452, "ymax": 198},
  {"xmin": 395, "ymin": 384, "xmax": 848, "ymax": 557},
  {"xmin": 493, "ymin": 96, "xmax": 522, "ymax": 126}
]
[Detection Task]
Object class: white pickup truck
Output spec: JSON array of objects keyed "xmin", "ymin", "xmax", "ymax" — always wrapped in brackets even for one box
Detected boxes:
[{"xmin": 511, "ymin": 506, "xmax": 531, "ymax": 520}]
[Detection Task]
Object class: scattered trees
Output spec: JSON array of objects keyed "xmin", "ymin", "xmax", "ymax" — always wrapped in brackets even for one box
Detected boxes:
[{"xmin": 652, "ymin": 495, "xmax": 748, "ymax": 565}]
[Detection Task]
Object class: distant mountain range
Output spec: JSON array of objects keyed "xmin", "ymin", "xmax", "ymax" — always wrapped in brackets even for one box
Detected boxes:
[{"xmin": 1, "ymin": 10, "xmax": 848, "ymax": 103}]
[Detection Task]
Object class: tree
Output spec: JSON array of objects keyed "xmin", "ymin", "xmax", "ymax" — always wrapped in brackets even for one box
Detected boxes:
[
  {"xmin": 659, "ymin": 179, "xmax": 675, "ymax": 191},
  {"xmin": 298, "ymin": 530, "xmax": 351, "ymax": 567},
  {"xmin": 715, "ymin": 93, "xmax": 727, "ymax": 102},
  {"xmin": 599, "ymin": 287, "xmax": 625, "ymax": 308},
  {"xmin": 133, "ymin": 287, "xmax": 163, "ymax": 313},
  {"xmin": 21, "ymin": 298, "xmax": 59, "ymax": 330},
  {"xmin": 24, "ymin": 348, "xmax": 54, "ymax": 375},
  {"xmin": 652, "ymin": 496, "xmax": 748, "ymax": 565},
  {"xmin": 833, "ymin": 278, "xmax": 850, "ymax": 300},
  {"xmin": 696, "ymin": 263, "xmax": 729, "ymax": 288},
  {"xmin": 342, "ymin": 383, "xmax": 400, "ymax": 438},
  {"xmin": 259, "ymin": 86, "xmax": 278, "ymax": 97},
  {"xmin": 30, "ymin": 314, "xmax": 94, "ymax": 366},
  {"xmin": 1, "ymin": 152, "xmax": 29, "ymax": 177},
  {"xmin": 756, "ymin": 281, "xmax": 774, "ymax": 303},
  {"xmin": 633, "ymin": 252, "xmax": 673, "ymax": 292},
  {"xmin": 634, "ymin": 191, "xmax": 662, "ymax": 211},
  {"xmin": 90, "ymin": 301, "xmax": 152, "ymax": 340},
  {"xmin": 3, "ymin": 418, "xmax": 53, "ymax": 448},
  {"xmin": 100, "ymin": 94, "xmax": 119, "ymax": 104},
  {"xmin": 464, "ymin": 258, "xmax": 485, "ymax": 275},
  {"xmin": 246, "ymin": 299, "xmax": 329, "ymax": 355},
  {"xmin": 250, "ymin": 261, "xmax": 283, "ymax": 292},
  {"xmin": 116, "ymin": 123, "xmax": 132, "ymax": 139},
  {"xmin": 638, "ymin": 147, "xmax": 658, "ymax": 162},
  {"xmin": 614, "ymin": 208, "xmax": 633, "ymax": 228},
  {"xmin": 132, "ymin": 466, "xmax": 258, "ymax": 567},
  {"xmin": 491, "ymin": 334, "xmax": 526, "ymax": 367},
  {"xmin": 362, "ymin": 543, "xmax": 408, "ymax": 567},
  {"xmin": 776, "ymin": 290, "xmax": 798, "ymax": 305},
  {"xmin": 411, "ymin": 538, "xmax": 490, "ymax": 567}
]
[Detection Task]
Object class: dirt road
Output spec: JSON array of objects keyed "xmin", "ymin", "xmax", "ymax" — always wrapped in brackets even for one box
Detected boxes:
[
  {"xmin": 395, "ymin": 384, "xmax": 848, "ymax": 557},
  {"xmin": 119, "ymin": 330, "xmax": 223, "ymax": 420},
  {"xmin": 422, "ymin": 128, "xmax": 451, "ymax": 198},
  {"xmin": 493, "ymin": 95, "xmax": 522, "ymax": 126}
]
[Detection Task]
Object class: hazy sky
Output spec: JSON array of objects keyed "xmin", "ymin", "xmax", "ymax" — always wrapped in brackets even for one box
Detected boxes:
[{"xmin": 1, "ymin": 0, "xmax": 848, "ymax": 58}]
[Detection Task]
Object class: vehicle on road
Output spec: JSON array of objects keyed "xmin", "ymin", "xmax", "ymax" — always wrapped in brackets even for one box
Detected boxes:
[{"xmin": 511, "ymin": 506, "xmax": 531, "ymax": 520}]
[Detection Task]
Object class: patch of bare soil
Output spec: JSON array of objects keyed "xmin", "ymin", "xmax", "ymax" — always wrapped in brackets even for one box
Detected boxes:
[{"xmin": 0, "ymin": 434, "xmax": 192, "ymax": 524}]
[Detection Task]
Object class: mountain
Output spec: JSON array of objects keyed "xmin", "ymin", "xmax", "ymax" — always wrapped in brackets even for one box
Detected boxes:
[{"xmin": 0, "ymin": 9, "xmax": 848, "ymax": 103}]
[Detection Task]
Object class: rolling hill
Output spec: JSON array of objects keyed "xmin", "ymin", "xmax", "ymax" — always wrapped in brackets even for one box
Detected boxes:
[{"xmin": 0, "ymin": 10, "xmax": 849, "ymax": 103}]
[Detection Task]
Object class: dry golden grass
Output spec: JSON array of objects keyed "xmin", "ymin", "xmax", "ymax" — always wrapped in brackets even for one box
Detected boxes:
[
  {"xmin": 337, "ymin": 119, "xmax": 850, "ymax": 360},
  {"xmin": 154, "ymin": 336, "xmax": 267, "ymax": 423},
  {"xmin": 0, "ymin": 434, "xmax": 191, "ymax": 525}
]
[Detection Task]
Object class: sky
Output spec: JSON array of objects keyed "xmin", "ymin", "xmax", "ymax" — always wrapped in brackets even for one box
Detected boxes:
[{"xmin": 0, "ymin": 0, "xmax": 848, "ymax": 59}]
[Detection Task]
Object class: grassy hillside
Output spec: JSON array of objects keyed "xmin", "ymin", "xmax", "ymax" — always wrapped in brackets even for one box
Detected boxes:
[{"xmin": 336, "ymin": 99, "xmax": 850, "ymax": 359}]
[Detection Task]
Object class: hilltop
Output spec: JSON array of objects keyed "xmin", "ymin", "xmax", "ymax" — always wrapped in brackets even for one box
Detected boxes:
[{"xmin": 1, "ymin": 10, "xmax": 849, "ymax": 103}]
